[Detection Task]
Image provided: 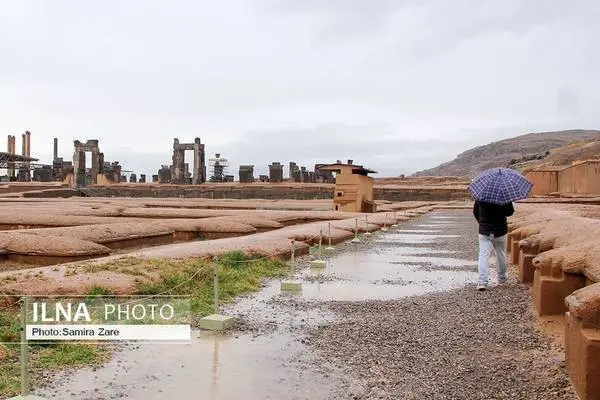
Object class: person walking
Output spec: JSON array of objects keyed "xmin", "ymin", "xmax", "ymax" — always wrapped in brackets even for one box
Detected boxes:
[{"xmin": 473, "ymin": 200, "xmax": 514, "ymax": 291}]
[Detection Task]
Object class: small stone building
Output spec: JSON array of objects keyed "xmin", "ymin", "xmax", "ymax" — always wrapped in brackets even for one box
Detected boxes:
[
  {"xmin": 525, "ymin": 166, "xmax": 564, "ymax": 195},
  {"xmin": 318, "ymin": 160, "xmax": 377, "ymax": 212},
  {"xmin": 526, "ymin": 160, "xmax": 600, "ymax": 195},
  {"xmin": 557, "ymin": 160, "xmax": 600, "ymax": 194}
]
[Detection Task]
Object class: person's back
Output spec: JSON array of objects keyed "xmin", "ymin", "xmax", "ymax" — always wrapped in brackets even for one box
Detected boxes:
[
  {"xmin": 473, "ymin": 200, "xmax": 514, "ymax": 290},
  {"xmin": 473, "ymin": 201, "xmax": 514, "ymax": 236}
]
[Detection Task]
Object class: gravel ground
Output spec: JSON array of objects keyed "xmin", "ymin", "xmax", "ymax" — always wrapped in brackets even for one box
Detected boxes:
[
  {"xmin": 27, "ymin": 209, "xmax": 578, "ymax": 399},
  {"xmin": 298, "ymin": 210, "xmax": 577, "ymax": 400}
]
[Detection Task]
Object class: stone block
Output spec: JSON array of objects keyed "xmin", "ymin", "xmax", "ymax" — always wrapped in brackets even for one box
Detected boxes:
[
  {"xmin": 565, "ymin": 311, "xmax": 600, "ymax": 400},
  {"xmin": 518, "ymin": 251, "xmax": 535, "ymax": 284},
  {"xmin": 310, "ymin": 259, "xmax": 327, "ymax": 268},
  {"xmin": 198, "ymin": 314, "xmax": 234, "ymax": 331},
  {"xmin": 281, "ymin": 280, "xmax": 302, "ymax": 291},
  {"xmin": 533, "ymin": 270, "xmax": 586, "ymax": 316},
  {"xmin": 510, "ymin": 237, "xmax": 521, "ymax": 265}
]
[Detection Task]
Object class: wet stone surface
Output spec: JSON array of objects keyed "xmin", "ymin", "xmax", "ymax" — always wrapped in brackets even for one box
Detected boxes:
[{"xmin": 33, "ymin": 209, "xmax": 576, "ymax": 399}]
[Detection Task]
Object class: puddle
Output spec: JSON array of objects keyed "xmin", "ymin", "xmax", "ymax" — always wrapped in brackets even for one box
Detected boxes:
[
  {"xmin": 378, "ymin": 233, "xmax": 460, "ymax": 244},
  {"xmin": 37, "ymin": 331, "xmax": 335, "ymax": 400},
  {"xmin": 34, "ymin": 210, "xmax": 479, "ymax": 399},
  {"xmin": 414, "ymin": 223, "xmax": 455, "ymax": 227},
  {"xmin": 393, "ymin": 229, "xmax": 442, "ymax": 234},
  {"xmin": 295, "ymin": 248, "xmax": 475, "ymax": 301}
]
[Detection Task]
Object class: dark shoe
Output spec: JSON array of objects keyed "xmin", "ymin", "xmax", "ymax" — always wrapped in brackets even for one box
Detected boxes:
[{"xmin": 477, "ymin": 284, "xmax": 486, "ymax": 291}]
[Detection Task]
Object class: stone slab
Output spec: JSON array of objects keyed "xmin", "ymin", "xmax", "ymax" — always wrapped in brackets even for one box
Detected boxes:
[
  {"xmin": 8, "ymin": 395, "xmax": 49, "ymax": 399},
  {"xmin": 310, "ymin": 260, "xmax": 327, "ymax": 268},
  {"xmin": 198, "ymin": 314, "xmax": 234, "ymax": 331},
  {"xmin": 281, "ymin": 280, "xmax": 302, "ymax": 291}
]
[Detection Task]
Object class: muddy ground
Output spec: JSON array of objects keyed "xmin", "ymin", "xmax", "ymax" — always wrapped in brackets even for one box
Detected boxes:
[{"xmin": 31, "ymin": 209, "xmax": 575, "ymax": 400}]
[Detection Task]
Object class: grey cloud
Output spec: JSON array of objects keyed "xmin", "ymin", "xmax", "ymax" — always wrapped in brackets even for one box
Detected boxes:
[{"xmin": 1, "ymin": 0, "xmax": 599, "ymax": 179}]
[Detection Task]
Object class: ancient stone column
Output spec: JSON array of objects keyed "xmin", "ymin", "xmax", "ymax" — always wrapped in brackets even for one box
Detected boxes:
[
  {"xmin": 25, "ymin": 131, "xmax": 31, "ymax": 158},
  {"xmin": 73, "ymin": 145, "xmax": 86, "ymax": 187},
  {"xmin": 91, "ymin": 150, "xmax": 100, "ymax": 184},
  {"xmin": 53, "ymin": 138, "xmax": 58, "ymax": 160},
  {"xmin": 193, "ymin": 137, "xmax": 202, "ymax": 184},
  {"xmin": 7, "ymin": 135, "xmax": 14, "ymax": 178},
  {"xmin": 269, "ymin": 162, "xmax": 283, "ymax": 182}
]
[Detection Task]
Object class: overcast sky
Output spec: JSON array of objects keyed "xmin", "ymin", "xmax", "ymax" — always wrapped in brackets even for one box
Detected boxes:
[{"xmin": 1, "ymin": 0, "xmax": 599, "ymax": 178}]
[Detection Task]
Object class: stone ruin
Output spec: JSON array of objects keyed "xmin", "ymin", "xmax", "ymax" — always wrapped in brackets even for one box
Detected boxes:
[
  {"xmin": 239, "ymin": 165, "xmax": 255, "ymax": 182},
  {"xmin": 171, "ymin": 138, "xmax": 206, "ymax": 184},
  {"xmin": 269, "ymin": 162, "xmax": 283, "ymax": 182},
  {"xmin": 72, "ymin": 140, "xmax": 123, "ymax": 187},
  {"xmin": 73, "ymin": 140, "xmax": 103, "ymax": 186},
  {"xmin": 285, "ymin": 161, "xmax": 334, "ymax": 183},
  {"xmin": 289, "ymin": 162, "xmax": 301, "ymax": 182},
  {"xmin": 154, "ymin": 138, "xmax": 207, "ymax": 184}
]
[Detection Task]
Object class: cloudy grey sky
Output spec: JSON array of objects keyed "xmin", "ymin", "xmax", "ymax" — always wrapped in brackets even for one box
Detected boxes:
[{"xmin": 1, "ymin": 0, "xmax": 599, "ymax": 178}]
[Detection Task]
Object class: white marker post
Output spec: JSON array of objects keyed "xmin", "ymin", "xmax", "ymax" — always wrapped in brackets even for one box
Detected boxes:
[
  {"xmin": 281, "ymin": 240, "xmax": 302, "ymax": 291},
  {"xmin": 199, "ymin": 259, "xmax": 234, "ymax": 331},
  {"xmin": 381, "ymin": 213, "xmax": 388, "ymax": 232},
  {"xmin": 364, "ymin": 214, "xmax": 372, "ymax": 235},
  {"xmin": 8, "ymin": 297, "xmax": 49, "ymax": 400},
  {"xmin": 325, "ymin": 222, "xmax": 334, "ymax": 251},
  {"xmin": 351, "ymin": 218, "xmax": 360, "ymax": 243},
  {"xmin": 310, "ymin": 229, "xmax": 326, "ymax": 268}
]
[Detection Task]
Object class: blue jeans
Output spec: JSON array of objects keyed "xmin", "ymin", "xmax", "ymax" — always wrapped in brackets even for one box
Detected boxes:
[{"xmin": 478, "ymin": 233, "xmax": 508, "ymax": 286}]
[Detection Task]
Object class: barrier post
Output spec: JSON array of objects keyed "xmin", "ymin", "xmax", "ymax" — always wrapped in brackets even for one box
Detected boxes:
[
  {"xmin": 281, "ymin": 240, "xmax": 302, "ymax": 291},
  {"xmin": 311, "ymin": 230, "xmax": 326, "ymax": 268},
  {"xmin": 325, "ymin": 222, "xmax": 334, "ymax": 251},
  {"xmin": 351, "ymin": 218, "xmax": 360, "ymax": 243},
  {"xmin": 198, "ymin": 258, "xmax": 233, "ymax": 331}
]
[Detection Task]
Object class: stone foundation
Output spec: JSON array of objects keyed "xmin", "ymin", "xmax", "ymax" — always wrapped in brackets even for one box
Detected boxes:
[
  {"xmin": 565, "ymin": 284, "xmax": 600, "ymax": 400},
  {"xmin": 518, "ymin": 250, "xmax": 536, "ymax": 284},
  {"xmin": 532, "ymin": 268, "xmax": 586, "ymax": 315},
  {"xmin": 78, "ymin": 184, "xmax": 469, "ymax": 202}
]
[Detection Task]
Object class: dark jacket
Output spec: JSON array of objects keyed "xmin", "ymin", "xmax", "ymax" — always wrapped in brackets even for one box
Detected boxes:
[{"xmin": 473, "ymin": 200, "xmax": 514, "ymax": 236}]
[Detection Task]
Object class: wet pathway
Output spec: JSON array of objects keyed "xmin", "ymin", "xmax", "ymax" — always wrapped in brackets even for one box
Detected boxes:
[{"xmin": 35, "ymin": 209, "xmax": 487, "ymax": 400}]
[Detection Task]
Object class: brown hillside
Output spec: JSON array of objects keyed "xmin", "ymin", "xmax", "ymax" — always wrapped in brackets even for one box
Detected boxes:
[
  {"xmin": 513, "ymin": 139, "xmax": 600, "ymax": 172},
  {"xmin": 412, "ymin": 129, "xmax": 600, "ymax": 178}
]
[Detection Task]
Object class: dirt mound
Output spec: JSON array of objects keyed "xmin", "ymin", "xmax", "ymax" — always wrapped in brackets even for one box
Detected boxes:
[
  {"xmin": 155, "ymin": 218, "xmax": 257, "ymax": 233},
  {"xmin": 0, "ymin": 232, "xmax": 111, "ymax": 256},
  {"xmin": 23, "ymin": 223, "xmax": 174, "ymax": 243}
]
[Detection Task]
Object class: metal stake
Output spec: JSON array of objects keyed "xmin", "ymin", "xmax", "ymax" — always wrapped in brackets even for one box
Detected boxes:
[
  {"xmin": 325, "ymin": 222, "xmax": 334, "ymax": 251},
  {"xmin": 364, "ymin": 214, "xmax": 372, "ymax": 235},
  {"xmin": 290, "ymin": 239, "xmax": 295, "ymax": 277},
  {"xmin": 213, "ymin": 264, "xmax": 219, "ymax": 315},
  {"xmin": 21, "ymin": 296, "xmax": 29, "ymax": 396},
  {"xmin": 351, "ymin": 218, "xmax": 360, "ymax": 243},
  {"xmin": 319, "ymin": 229, "xmax": 323, "ymax": 255}
]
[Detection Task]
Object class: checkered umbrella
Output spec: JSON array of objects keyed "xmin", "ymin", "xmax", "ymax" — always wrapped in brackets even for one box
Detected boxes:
[{"xmin": 468, "ymin": 168, "xmax": 533, "ymax": 204}]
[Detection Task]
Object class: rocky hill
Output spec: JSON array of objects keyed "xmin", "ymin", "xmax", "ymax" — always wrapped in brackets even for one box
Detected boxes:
[{"xmin": 412, "ymin": 129, "xmax": 600, "ymax": 178}]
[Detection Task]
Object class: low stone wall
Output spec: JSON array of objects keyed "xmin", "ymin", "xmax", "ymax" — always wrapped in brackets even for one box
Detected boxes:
[
  {"xmin": 78, "ymin": 184, "xmax": 469, "ymax": 202},
  {"xmin": 507, "ymin": 205, "xmax": 600, "ymax": 399}
]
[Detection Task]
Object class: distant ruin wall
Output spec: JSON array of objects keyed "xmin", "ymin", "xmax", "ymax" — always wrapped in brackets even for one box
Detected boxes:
[{"xmin": 79, "ymin": 185, "xmax": 469, "ymax": 201}]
